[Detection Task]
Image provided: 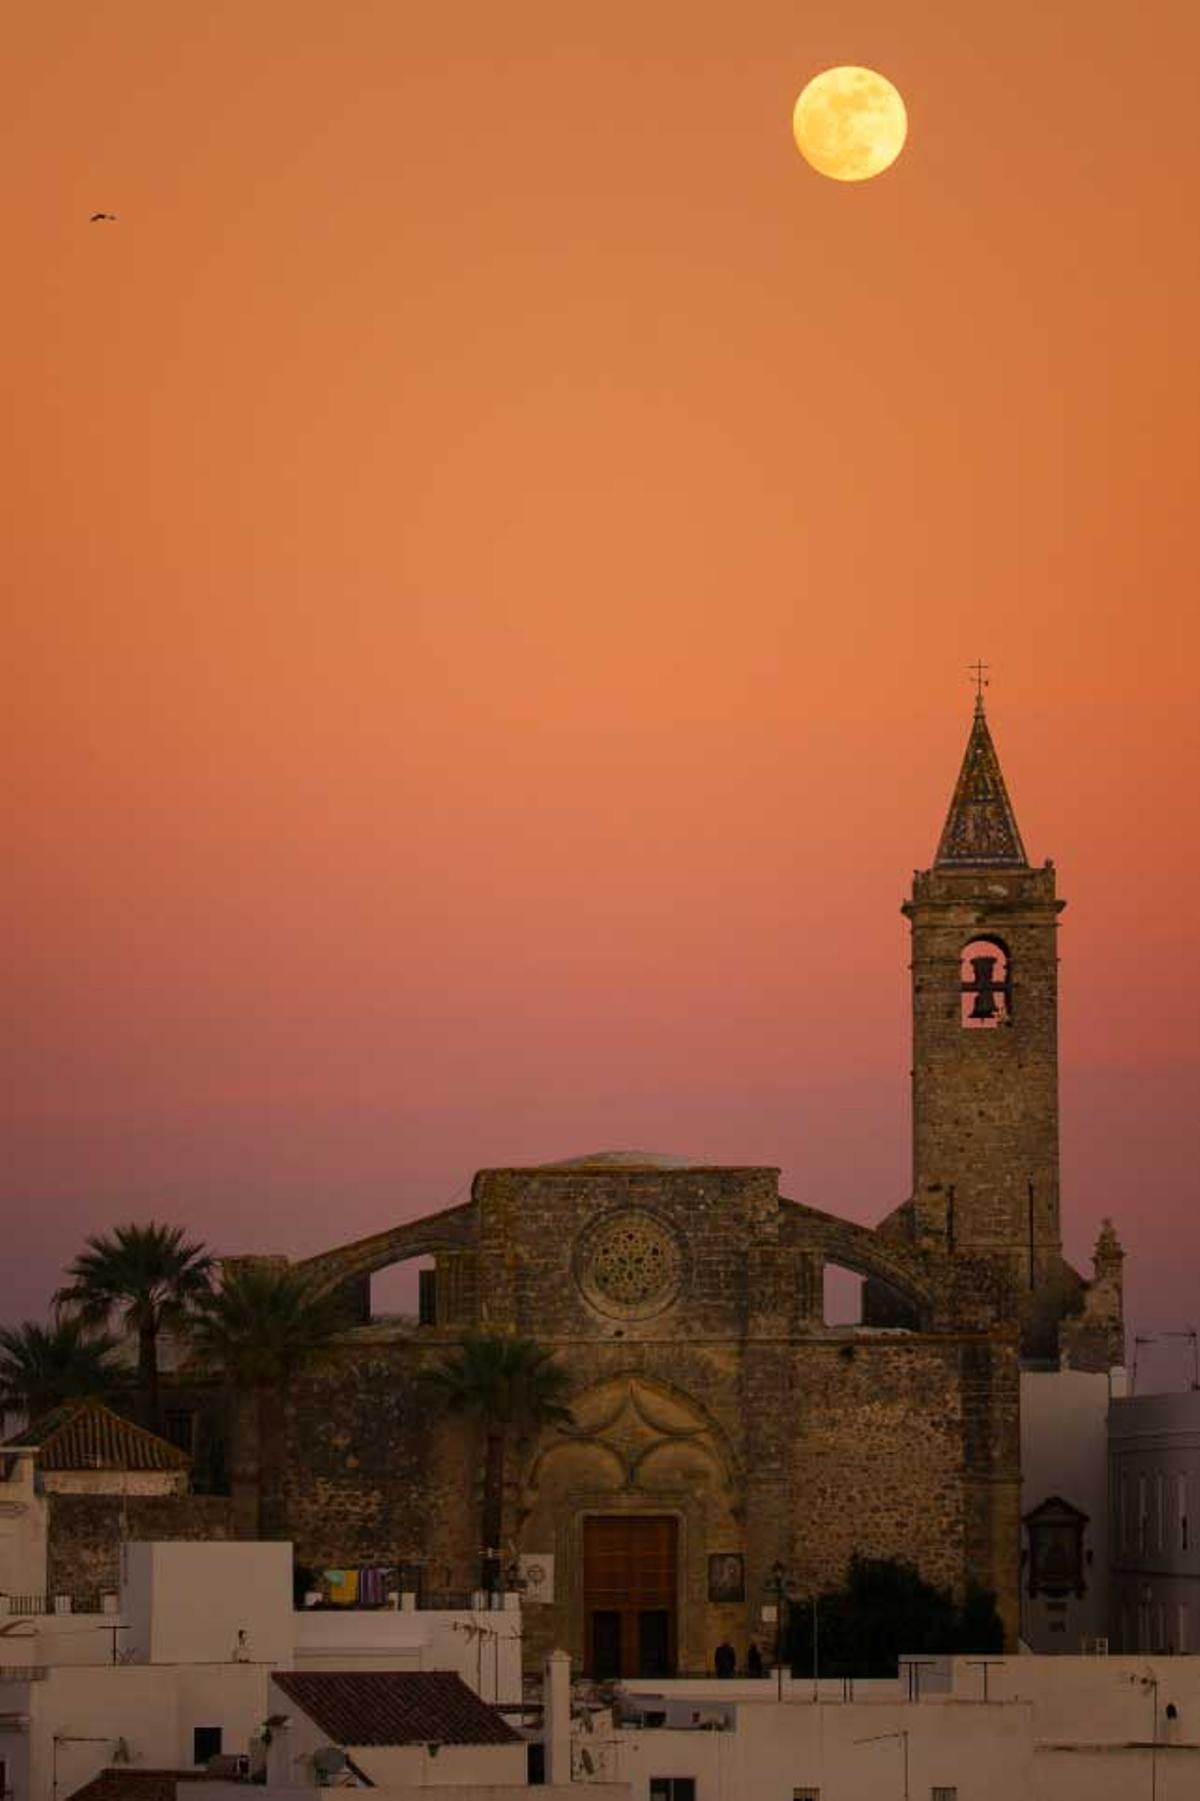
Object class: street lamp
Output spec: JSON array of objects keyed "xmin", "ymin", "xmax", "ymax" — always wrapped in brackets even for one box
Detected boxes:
[
  {"xmin": 763, "ymin": 1563, "xmax": 818, "ymax": 1701},
  {"xmin": 764, "ymin": 1562, "xmax": 795, "ymax": 1701}
]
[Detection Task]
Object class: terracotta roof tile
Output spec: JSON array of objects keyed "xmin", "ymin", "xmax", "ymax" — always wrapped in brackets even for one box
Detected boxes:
[
  {"xmin": 3, "ymin": 1400, "xmax": 189, "ymax": 1471},
  {"xmin": 273, "ymin": 1669, "xmax": 522, "ymax": 1747}
]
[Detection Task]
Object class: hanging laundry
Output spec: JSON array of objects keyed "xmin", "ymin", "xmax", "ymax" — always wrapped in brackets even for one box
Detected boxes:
[
  {"xmin": 325, "ymin": 1569, "xmax": 359, "ymax": 1605},
  {"xmin": 359, "ymin": 1567, "xmax": 387, "ymax": 1606}
]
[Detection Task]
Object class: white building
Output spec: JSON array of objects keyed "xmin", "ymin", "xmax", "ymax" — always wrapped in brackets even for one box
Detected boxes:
[
  {"xmin": 1020, "ymin": 1365, "xmax": 1120, "ymax": 1652},
  {"xmin": 606, "ymin": 1653, "xmax": 1200, "ymax": 1801},
  {"xmin": 1110, "ymin": 1387, "xmax": 1200, "ymax": 1653},
  {"xmin": 0, "ymin": 1541, "xmax": 526, "ymax": 1801}
]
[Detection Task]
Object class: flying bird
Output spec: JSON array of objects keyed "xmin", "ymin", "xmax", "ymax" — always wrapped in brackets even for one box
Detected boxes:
[{"xmin": 89, "ymin": 212, "xmax": 117, "ymax": 222}]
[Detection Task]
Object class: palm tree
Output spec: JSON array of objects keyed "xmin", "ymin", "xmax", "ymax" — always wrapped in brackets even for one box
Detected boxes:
[
  {"xmin": 421, "ymin": 1332, "xmax": 574, "ymax": 1591},
  {"xmin": 55, "ymin": 1222, "xmax": 214, "ymax": 1430},
  {"xmin": 189, "ymin": 1262, "xmax": 347, "ymax": 1537},
  {"xmin": 0, "ymin": 1318, "xmax": 125, "ymax": 1421}
]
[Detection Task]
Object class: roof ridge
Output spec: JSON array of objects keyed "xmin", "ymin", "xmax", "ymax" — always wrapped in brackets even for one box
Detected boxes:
[{"xmin": 3, "ymin": 1397, "xmax": 190, "ymax": 1469}]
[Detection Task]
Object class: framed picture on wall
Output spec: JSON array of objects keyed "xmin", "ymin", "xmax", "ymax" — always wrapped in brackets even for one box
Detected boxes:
[{"xmin": 708, "ymin": 1553, "xmax": 744, "ymax": 1603}]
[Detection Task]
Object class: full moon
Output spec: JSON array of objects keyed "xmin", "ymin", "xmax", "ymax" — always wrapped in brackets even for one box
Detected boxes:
[{"xmin": 792, "ymin": 65, "xmax": 907, "ymax": 183}]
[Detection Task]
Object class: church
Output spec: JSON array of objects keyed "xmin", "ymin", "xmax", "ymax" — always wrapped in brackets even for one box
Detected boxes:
[{"xmin": 230, "ymin": 695, "xmax": 1122, "ymax": 1675}]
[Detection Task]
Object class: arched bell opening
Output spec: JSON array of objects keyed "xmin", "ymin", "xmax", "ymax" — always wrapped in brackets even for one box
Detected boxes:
[{"xmin": 961, "ymin": 936, "xmax": 1011, "ymax": 1029}]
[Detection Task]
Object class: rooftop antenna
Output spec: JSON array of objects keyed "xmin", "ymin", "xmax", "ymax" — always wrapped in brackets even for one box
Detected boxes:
[
  {"xmin": 1132, "ymin": 1331, "xmax": 1200, "ymax": 1394},
  {"xmin": 1163, "ymin": 1328, "xmax": 1200, "ymax": 1390}
]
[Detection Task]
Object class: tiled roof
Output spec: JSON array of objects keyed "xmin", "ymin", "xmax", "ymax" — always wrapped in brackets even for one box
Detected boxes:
[
  {"xmin": 273, "ymin": 1669, "xmax": 522, "ymax": 1747},
  {"xmin": 3, "ymin": 1400, "xmax": 190, "ymax": 1471},
  {"xmin": 67, "ymin": 1771, "xmax": 206, "ymax": 1801},
  {"xmin": 934, "ymin": 697, "xmax": 1028, "ymax": 868}
]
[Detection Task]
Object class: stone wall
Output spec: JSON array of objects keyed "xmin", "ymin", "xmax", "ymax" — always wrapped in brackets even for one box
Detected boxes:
[
  {"xmin": 905, "ymin": 864, "xmax": 1064, "ymax": 1355},
  {"xmin": 166, "ymin": 1161, "xmax": 1023, "ymax": 1667},
  {"xmin": 271, "ymin": 1337, "xmax": 477, "ymax": 1582},
  {"xmin": 47, "ymin": 1494, "xmax": 235, "ymax": 1596},
  {"xmin": 264, "ymin": 1322, "xmax": 1020, "ymax": 1666}
]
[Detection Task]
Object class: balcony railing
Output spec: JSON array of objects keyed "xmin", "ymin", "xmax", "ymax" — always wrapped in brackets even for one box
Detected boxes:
[{"xmin": 0, "ymin": 1592, "xmax": 109, "ymax": 1616}]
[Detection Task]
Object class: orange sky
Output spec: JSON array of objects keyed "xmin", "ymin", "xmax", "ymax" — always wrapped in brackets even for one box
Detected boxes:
[{"xmin": 3, "ymin": 1, "xmax": 1197, "ymax": 1347}]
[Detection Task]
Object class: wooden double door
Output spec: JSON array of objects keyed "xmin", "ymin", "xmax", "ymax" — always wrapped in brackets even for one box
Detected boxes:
[{"xmin": 583, "ymin": 1514, "xmax": 678, "ymax": 1678}]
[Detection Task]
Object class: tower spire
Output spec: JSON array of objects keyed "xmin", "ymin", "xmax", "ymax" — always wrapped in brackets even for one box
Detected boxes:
[{"xmin": 934, "ymin": 679, "xmax": 1028, "ymax": 868}]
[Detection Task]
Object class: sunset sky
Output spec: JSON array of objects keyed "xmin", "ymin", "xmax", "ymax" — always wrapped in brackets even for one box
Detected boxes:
[{"xmin": 3, "ymin": 1, "xmax": 1197, "ymax": 1355}]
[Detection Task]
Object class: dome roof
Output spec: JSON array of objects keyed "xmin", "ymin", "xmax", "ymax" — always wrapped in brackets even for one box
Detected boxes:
[{"xmin": 539, "ymin": 1149, "xmax": 695, "ymax": 1171}]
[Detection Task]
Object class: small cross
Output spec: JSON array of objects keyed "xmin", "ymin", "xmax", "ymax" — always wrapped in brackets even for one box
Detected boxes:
[{"xmin": 968, "ymin": 659, "xmax": 990, "ymax": 701}]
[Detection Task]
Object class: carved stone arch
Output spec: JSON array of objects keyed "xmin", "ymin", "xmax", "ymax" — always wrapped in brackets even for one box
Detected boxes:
[
  {"xmin": 296, "ymin": 1199, "xmax": 477, "ymax": 1296},
  {"xmin": 522, "ymin": 1369, "xmax": 741, "ymax": 1506}
]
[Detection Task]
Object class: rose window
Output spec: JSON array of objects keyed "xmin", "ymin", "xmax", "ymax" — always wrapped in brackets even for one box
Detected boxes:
[{"xmin": 578, "ymin": 1211, "xmax": 683, "ymax": 1319}]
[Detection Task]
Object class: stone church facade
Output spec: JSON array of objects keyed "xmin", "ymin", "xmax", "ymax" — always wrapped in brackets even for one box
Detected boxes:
[{"xmin": 199, "ymin": 701, "xmax": 1125, "ymax": 1673}]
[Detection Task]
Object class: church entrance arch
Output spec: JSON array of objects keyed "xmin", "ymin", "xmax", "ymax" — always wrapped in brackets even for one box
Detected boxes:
[
  {"xmin": 584, "ymin": 1514, "xmax": 678, "ymax": 1678},
  {"xmin": 519, "ymin": 1374, "xmax": 739, "ymax": 1676}
]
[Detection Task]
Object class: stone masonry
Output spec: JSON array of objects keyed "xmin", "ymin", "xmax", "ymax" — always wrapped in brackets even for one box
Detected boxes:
[{"xmin": 112, "ymin": 698, "xmax": 1121, "ymax": 1678}]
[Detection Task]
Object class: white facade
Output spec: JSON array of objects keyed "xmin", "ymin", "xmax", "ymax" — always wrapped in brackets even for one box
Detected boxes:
[
  {"xmin": 604, "ymin": 1654, "xmax": 1200, "ymax": 1801},
  {"xmin": 0, "ymin": 1541, "xmax": 531, "ymax": 1801},
  {"xmin": 1110, "ymin": 1389, "xmax": 1200, "ymax": 1652},
  {"xmin": 0, "ymin": 1662, "xmax": 269, "ymax": 1801},
  {"xmin": 293, "ymin": 1595, "xmax": 522, "ymax": 1703},
  {"xmin": 121, "ymin": 1541, "xmax": 294, "ymax": 1666},
  {"xmin": 0, "ymin": 1453, "xmax": 47, "ymax": 1603},
  {"xmin": 1020, "ymin": 1366, "xmax": 1117, "ymax": 1651}
]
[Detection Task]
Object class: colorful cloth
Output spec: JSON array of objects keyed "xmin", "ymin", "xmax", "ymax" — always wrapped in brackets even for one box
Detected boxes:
[{"xmin": 325, "ymin": 1568, "xmax": 359, "ymax": 1605}]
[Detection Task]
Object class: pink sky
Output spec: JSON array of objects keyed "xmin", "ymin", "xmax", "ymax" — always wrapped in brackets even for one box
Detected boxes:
[{"xmin": 3, "ymin": 1, "xmax": 1198, "ymax": 1351}]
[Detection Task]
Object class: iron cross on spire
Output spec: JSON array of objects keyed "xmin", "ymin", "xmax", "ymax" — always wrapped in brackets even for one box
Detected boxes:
[{"xmin": 968, "ymin": 659, "xmax": 990, "ymax": 709}]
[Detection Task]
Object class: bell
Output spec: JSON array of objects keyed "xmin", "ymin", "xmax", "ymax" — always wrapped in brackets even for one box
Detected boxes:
[{"xmin": 968, "ymin": 955, "xmax": 999, "ymax": 1020}]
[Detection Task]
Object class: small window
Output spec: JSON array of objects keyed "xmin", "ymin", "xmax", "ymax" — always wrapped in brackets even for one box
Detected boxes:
[
  {"xmin": 649, "ymin": 1782, "xmax": 696, "ymax": 1801},
  {"xmin": 932, "ymin": 1789, "xmax": 958, "ymax": 1801},
  {"xmin": 794, "ymin": 1790, "xmax": 821, "ymax": 1801},
  {"xmin": 193, "ymin": 1727, "xmax": 223, "ymax": 1765}
]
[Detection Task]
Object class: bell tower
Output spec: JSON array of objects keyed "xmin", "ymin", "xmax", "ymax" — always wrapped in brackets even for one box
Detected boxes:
[{"xmin": 904, "ymin": 693, "xmax": 1065, "ymax": 1341}]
